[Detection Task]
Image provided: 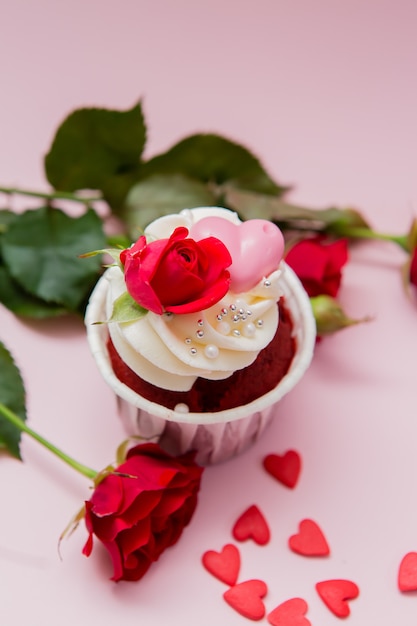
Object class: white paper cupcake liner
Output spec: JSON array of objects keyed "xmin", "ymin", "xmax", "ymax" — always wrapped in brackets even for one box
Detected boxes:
[{"xmin": 85, "ymin": 263, "xmax": 316, "ymax": 464}]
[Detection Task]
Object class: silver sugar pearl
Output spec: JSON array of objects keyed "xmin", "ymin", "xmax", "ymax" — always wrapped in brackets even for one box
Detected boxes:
[
  {"xmin": 204, "ymin": 344, "xmax": 219, "ymax": 359},
  {"xmin": 216, "ymin": 321, "xmax": 231, "ymax": 335},
  {"xmin": 256, "ymin": 319, "xmax": 264, "ymax": 328},
  {"xmin": 233, "ymin": 329, "xmax": 241, "ymax": 337},
  {"xmin": 190, "ymin": 347, "xmax": 197, "ymax": 355},
  {"xmin": 185, "ymin": 337, "xmax": 192, "ymax": 344},
  {"xmin": 243, "ymin": 322, "xmax": 256, "ymax": 338},
  {"xmin": 196, "ymin": 329, "xmax": 204, "ymax": 338}
]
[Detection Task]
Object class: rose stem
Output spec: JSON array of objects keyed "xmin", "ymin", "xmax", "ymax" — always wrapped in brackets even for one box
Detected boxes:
[
  {"xmin": 333, "ymin": 225, "xmax": 409, "ymax": 251},
  {"xmin": 0, "ymin": 186, "xmax": 102, "ymax": 205},
  {"xmin": 0, "ymin": 402, "xmax": 97, "ymax": 480}
]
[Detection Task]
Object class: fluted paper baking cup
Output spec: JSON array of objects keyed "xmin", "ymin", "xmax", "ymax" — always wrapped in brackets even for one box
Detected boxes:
[{"xmin": 85, "ymin": 263, "xmax": 316, "ymax": 464}]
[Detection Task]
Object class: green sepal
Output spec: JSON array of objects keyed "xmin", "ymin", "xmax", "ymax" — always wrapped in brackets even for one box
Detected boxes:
[
  {"xmin": 115, "ymin": 435, "xmax": 148, "ymax": 465},
  {"xmin": 310, "ymin": 295, "xmax": 372, "ymax": 335},
  {"xmin": 79, "ymin": 247, "xmax": 123, "ymax": 266},
  {"xmin": 58, "ymin": 503, "xmax": 86, "ymax": 550},
  {"xmin": 105, "ymin": 291, "xmax": 148, "ymax": 324}
]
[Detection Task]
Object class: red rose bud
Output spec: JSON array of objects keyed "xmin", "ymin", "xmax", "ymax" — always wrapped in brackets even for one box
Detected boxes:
[
  {"xmin": 405, "ymin": 218, "xmax": 417, "ymax": 290},
  {"xmin": 310, "ymin": 295, "xmax": 371, "ymax": 336},
  {"xmin": 409, "ymin": 247, "xmax": 417, "ymax": 289},
  {"xmin": 120, "ymin": 227, "xmax": 232, "ymax": 315},
  {"xmin": 285, "ymin": 237, "xmax": 348, "ymax": 298},
  {"xmin": 82, "ymin": 443, "xmax": 203, "ymax": 582}
]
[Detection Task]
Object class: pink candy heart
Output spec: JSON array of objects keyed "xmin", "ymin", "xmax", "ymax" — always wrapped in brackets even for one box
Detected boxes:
[
  {"xmin": 202, "ymin": 544, "xmax": 241, "ymax": 586},
  {"xmin": 263, "ymin": 449, "xmax": 302, "ymax": 489},
  {"xmin": 267, "ymin": 598, "xmax": 311, "ymax": 626},
  {"xmin": 289, "ymin": 519, "xmax": 330, "ymax": 557},
  {"xmin": 224, "ymin": 579, "xmax": 268, "ymax": 620},
  {"xmin": 316, "ymin": 579, "xmax": 359, "ymax": 617},
  {"xmin": 398, "ymin": 552, "xmax": 417, "ymax": 591},
  {"xmin": 232, "ymin": 504, "xmax": 271, "ymax": 545},
  {"xmin": 190, "ymin": 216, "xmax": 284, "ymax": 293}
]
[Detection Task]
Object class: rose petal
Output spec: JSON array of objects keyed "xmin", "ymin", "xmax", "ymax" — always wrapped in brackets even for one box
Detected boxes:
[{"xmin": 89, "ymin": 475, "xmax": 124, "ymax": 515}]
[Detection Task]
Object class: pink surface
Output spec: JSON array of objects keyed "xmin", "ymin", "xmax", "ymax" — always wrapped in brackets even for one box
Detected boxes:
[{"xmin": 1, "ymin": 1, "xmax": 417, "ymax": 624}]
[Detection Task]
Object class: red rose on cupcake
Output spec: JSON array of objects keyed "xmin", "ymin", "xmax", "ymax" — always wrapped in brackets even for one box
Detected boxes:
[
  {"xmin": 82, "ymin": 443, "xmax": 203, "ymax": 582},
  {"xmin": 120, "ymin": 226, "xmax": 232, "ymax": 315},
  {"xmin": 285, "ymin": 237, "xmax": 349, "ymax": 297}
]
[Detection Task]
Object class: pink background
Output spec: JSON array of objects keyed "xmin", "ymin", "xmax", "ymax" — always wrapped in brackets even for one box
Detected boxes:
[{"xmin": 1, "ymin": 1, "xmax": 417, "ymax": 624}]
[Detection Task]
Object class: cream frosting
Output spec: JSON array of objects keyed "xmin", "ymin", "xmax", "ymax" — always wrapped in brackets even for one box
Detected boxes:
[{"xmin": 105, "ymin": 208, "xmax": 285, "ymax": 392}]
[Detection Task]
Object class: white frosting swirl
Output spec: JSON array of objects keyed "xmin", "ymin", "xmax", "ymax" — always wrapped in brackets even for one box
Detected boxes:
[{"xmin": 106, "ymin": 208, "xmax": 285, "ymax": 392}]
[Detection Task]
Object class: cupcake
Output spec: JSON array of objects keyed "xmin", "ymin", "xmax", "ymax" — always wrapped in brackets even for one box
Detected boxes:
[{"xmin": 85, "ymin": 207, "xmax": 316, "ymax": 464}]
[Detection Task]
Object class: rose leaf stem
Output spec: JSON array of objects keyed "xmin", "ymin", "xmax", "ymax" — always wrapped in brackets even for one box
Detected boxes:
[
  {"xmin": 0, "ymin": 186, "xmax": 103, "ymax": 206},
  {"xmin": 0, "ymin": 402, "xmax": 97, "ymax": 480},
  {"xmin": 334, "ymin": 225, "xmax": 409, "ymax": 252}
]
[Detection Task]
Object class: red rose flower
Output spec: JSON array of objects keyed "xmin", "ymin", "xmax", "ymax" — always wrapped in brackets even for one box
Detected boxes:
[
  {"xmin": 409, "ymin": 247, "xmax": 417, "ymax": 289},
  {"xmin": 120, "ymin": 226, "xmax": 232, "ymax": 315},
  {"xmin": 82, "ymin": 443, "xmax": 203, "ymax": 582},
  {"xmin": 285, "ymin": 237, "xmax": 349, "ymax": 297}
]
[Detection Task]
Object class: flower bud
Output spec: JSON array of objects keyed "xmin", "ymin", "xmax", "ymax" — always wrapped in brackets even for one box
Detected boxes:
[
  {"xmin": 404, "ymin": 246, "xmax": 417, "ymax": 293},
  {"xmin": 401, "ymin": 218, "xmax": 417, "ymax": 294},
  {"xmin": 310, "ymin": 295, "xmax": 371, "ymax": 336},
  {"xmin": 406, "ymin": 217, "xmax": 417, "ymax": 253}
]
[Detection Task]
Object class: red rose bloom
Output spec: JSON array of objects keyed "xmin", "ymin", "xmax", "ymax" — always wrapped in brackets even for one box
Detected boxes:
[
  {"xmin": 285, "ymin": 237, "xmax": 349, "ymax": 297},
  {"xmin": 82, "ymin": 443, "xmax": 203, "ymax": 582},
  {"xmin": 409, "ymin": 247, "xmax": 417, "ymax": 289},
  {"xmin": 120, "ymin": 226, "xmax": 232, "ymax": 315}
]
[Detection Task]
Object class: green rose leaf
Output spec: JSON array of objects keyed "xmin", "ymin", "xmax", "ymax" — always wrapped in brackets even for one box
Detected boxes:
[
  {"xmin": 0, "ymin": 208, "xmax": 17, "ymax": 231},
  {"xmin": 0, "ymin": 341, "xmax": 27, "ymax": 459},
  {"xmin": 0, "ymin": 209, "xmax": 18, "ymax": 261},
  {"xmin": 140, "ymin": 134, "xmax": 287, "ymax": 197},
  {"xmin": 1, "ymin": 206, "xmax": 106, "ymax": 312},
  {"xmin": 123, "ymin": 173, "xmax": 217, "ymax": 235},
  {"xmin": 44, "ymin": 102, "xmax": 146, "ymax": 207},
  {"xmin": 0, "ymin": 267, "xmax": 67, "ymax": 318},
  {"xmin": 224, "ymin": 187, "xmax": 371, "ymax": 233}
]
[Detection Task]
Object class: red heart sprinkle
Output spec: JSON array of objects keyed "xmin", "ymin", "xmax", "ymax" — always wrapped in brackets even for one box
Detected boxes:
[
  {"xmin": 224, "ymin": 579, "xmax": 267, "ymax": 620},
  {"xmin": 267, "ymin": 598, "xmax": 311, "ymax": 626},
  {"xmin": 202, "ymin": 543, "xmax": 240, "ymax": 586},
  {"xmin": 232, "ymin": 505, "xmax": 271, "ymax": 545},
  {"xmin": 263, "ymin": 450, "xmax": 302, "ymax": 488},
  {"xmin": 289, "ymin": 519, "xmax": 330, "ymax": 556},
  {"xmin": 398, "ymin": 552, "xmax": 417, "ymax": 591},
  {"xmin": 316, "ymin": 579, "xmax": 359, "ymax": 617}
]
